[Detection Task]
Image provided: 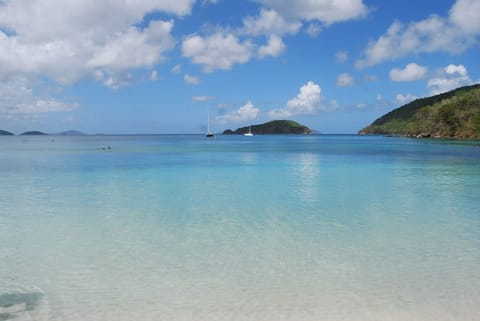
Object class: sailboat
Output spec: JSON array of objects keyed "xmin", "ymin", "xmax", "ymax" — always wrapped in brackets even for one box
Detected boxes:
[
  {"xmin": 205, "ymin": 111, "xmax": 214, "ymax": 138},
  {"xmin": 244, "ymin": 125, "xmax": 253, "ymax": 137}
]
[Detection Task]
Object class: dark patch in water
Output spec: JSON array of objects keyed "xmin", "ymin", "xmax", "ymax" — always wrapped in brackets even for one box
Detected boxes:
[
  {"xmin": 0, "ymin": 291, "xmax": 44, "ymax": 320},
  {"xmin": 0, "ymin": 314, "xmax": 12, "ymax": 321}
]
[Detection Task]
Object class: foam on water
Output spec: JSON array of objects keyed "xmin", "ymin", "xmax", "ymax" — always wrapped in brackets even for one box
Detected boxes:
[{"xmin": 1, "ymin": 135, "xmax": 480, "ymax": 320}]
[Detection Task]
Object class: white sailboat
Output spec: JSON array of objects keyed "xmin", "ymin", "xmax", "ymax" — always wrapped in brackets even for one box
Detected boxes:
[
  {"xmin": 205, "ymin": 111, "xmax": 214, "ymax": 138},
  {"xmin": 244, "ymin": 125, "xmax": 253, "ymax": 136}
]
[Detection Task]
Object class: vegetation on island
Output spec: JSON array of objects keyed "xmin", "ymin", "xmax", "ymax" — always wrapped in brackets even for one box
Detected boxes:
[
  {"xmin": 58, "ymin": 130, "xmax": 85, "ymax": 136},
  {"xmin": 20, "ymin": 131, "xmax": 48, "ymax": 136},
  {"xmin": 223, "ymin": 120, "xmax": 312, "ymax": 135},
  {"xmin": 359, "ymin": 84, "xmax": 480, "ymax": 139},
  {"xmin": 0, "ymin": 129, "xmax": 14, "ymax": 135}
]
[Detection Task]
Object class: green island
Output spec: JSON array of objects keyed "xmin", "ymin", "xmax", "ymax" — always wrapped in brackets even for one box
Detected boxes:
[
  {"xmin": 20, "ymin": 131, "xmax": 48, "ymax": 136},
  {"xmin": 359, "ymin": 84, "xmax": 480, "ymax": 139},
  {"xmin": 0, "ymin": 129, "xmax": 14, "ymax": 135},
  {"xmin": 223, "ymin": 120, "xmax": 312, "ymax": 135}
]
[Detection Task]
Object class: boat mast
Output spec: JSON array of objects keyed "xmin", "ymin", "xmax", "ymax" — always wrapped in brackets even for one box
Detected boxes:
[
  {"xmin": 207, "ymin": 111, "xmax": 211, "ymax": 134},
  {"xmin": 206, "ymin": 110, "xmax": 214, "ymax": 137}
]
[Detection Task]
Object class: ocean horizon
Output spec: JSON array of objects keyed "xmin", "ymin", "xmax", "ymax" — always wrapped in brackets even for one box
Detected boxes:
[{"xmin": 1, "ymin": 134, "xmax": 480, "ymax": 321}]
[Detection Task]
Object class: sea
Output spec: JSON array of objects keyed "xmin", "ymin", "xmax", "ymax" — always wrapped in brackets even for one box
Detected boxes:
[{"xmin": 1, "ymin": 134, "xmax": 480, "ymax": 321}]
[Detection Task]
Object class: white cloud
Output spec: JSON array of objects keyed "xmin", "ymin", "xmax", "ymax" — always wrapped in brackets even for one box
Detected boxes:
[
  {"xmin": 184, "ymin": 74, "xmax": 200, "ymax": 85},
  {"xmin": 0, "ymin": 76, "xmax": 79, "ymax": 117},
  {"xmin": 192, "ymin": 96, "xmax": 216, "ymax": 102},
  {"xmin": 241, "ymin": 8, "xmax": 301, "ymax": 36},
  {"xmin": 170, "ymin": 64, "xmax": 182, "ymax": 74},
  {"xmin": 216, "ymin": 101, "xmax": 260, "ymax": 124},
  {"xmin": 182, "ymin": 33, "xmax": 253, "ymax": 72},
  {"xmin": 335, "ymin": 51, "xmax": 349, "ymax": 63},
  {"xmin": 0, "ymin": 4, "xmax": 181, "ymax": 82},
  {"xmin": 356, "ymin": 103, "xmax": 367, "ymax": 109},
  {"xmin": 103, "ymin": 73, "xmax": 134, "ymax": 89},
  {"xmin": 336, "ymin": 73, "xmax": 354, "ymax": 87},
  {"xmin": 87, "ymin": 20, "xmax": 175, "ymax": 73},
  {"xmin": 0, "ymin": 0, "xmax": 189, "ymax": 113},
  {"xmin": 396, "ymin": 93, "xmax": 418, "ymax": 105},
  {"xmin": 255, "ymin": 0, "xmax": 368, "ymax": 25},
  {"xmin": 356, "ymin": 0, "xmax": 480, "ymax": 68},
  {"xmin": 150, "ymin": 70, "xmax": 158, "ymax": 81},
  {"xmin": 0, "ymin": 0, "xmax": 193, "ymax": 41},
  {"xmin": 268, "ymin": 81, "xmax": 326, "ymax": 118},
  {"xmin": 445, "ymin": 64, "xmax": 468, "ymax": 76},
  {"xmin": 449, "ymin": 0, "xmax": 480, "ymax": 34},
  {"xmin": 427, "ymin": 64, "xmax": 473, "ymax": 94},
  {"xmin": 305, "ymin": 23, "xmax": 322, "ymax": 37},
  {"xmin": 202, "ymin": 0, "xmax": 220, "ymax": 5},
  {"xmin": 179, "ymin": 1, "xmax": 370, "ymax": 73},
  {"xmin": 389, "ymin": 63, "xmax": 428, "ymax": 82},
  {"xmin": 33, "ymin": 99, "xmax": 79, "ymax": 113},
  {"xmin": 257, "ymin": 34, "xmax": 286, "ymax": 58}
]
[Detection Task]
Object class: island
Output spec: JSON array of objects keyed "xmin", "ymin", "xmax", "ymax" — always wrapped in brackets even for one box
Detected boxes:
[
  {"xmin": 20, "ymin": 131, "xmax": 48, "ymax": 136},
  {"xmin": 359, "ymin": 84, "xmax": 480, "ymax": 139},
  {"xmin": 58, "ymin": 130, "xmax": 86, "ymax": 136},
  {"xmin": 0, "ymin": 129, "xmax": 14, "ymax": 135},
  {"xmin": 223, "ymin": 120, "xmax": 312, "ymax": 135}
]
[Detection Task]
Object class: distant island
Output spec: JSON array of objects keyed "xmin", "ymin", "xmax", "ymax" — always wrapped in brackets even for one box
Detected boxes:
[
  {"xmin": 20, "ymin": 131, "xmax": 48, "ymax": 136},
  {"xmin": 58, "ymin": 130, "xmax": 86, "ymax": 136},
  {"xmin": 0, "ymin": 129, "xmax": 14, "ymax": 135},
  {"xmin": 1, "ymin": 130, "xmax": 86, "ymax": 136},
  {"xmin": 223, "ymin": 120, "xmax": 312, "ymax": 135},
  {"xmin": 360, "ymin": 84, "xmax": 480, "ymax": 139}
]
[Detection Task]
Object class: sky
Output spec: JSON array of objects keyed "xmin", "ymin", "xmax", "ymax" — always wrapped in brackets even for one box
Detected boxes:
[{"xmin": 0, "ymin": 0, "xmax": 479, "ymax": 134}]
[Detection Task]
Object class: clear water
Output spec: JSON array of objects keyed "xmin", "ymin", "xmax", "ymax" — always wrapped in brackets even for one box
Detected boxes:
[{"xmin": 1, "ymin": 134, "xmax": 480, "ymax": 321}]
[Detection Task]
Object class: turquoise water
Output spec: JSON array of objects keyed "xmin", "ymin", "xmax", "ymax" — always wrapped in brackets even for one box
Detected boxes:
[{"xmin": 1, "ymin": 134, "xmax": 480, "ymax": 321}]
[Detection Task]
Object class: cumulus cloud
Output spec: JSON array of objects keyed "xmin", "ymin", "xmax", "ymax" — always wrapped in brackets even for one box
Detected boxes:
[
  {"xmin": 268, "ymin": 81, "xmax": 328, "ymax": 118},
  {"xmin": 103, "ymin": 73, "xmax": 134, "ymax": 89},
  {"xmin": 182, "ymin": 33, "xmax": 253, "ymax": 72},
  {"xmin": 0, "ymin": 4, "xmax": 181, "ymax": 83},
  {"xmin": 336, "ymin": 51, "xmax": 349, "ymax": 63},
  {"xmin": 170, "ymin": 64, "xmax": 182, "ymax": 74},
  {"xmin": 216, "ymin": 101, "xmax": 260, "ymax": 124},
  {"xmin": 445, "ymin": 64, "xmax": 468, "ymax": 76},
  {"xmin": 257, "ymin": 34, "xmax": 286, "ymax": 58},
  {"xmin": 305, "ymin": 23, "xmax": 322, "ymax": 37},
  {"xmin": 0, "ymin": 0, "xmax": 191, "ymax": 114},
  {"xmin": 0, "ymin": 76, "xmax": 79, "ymax": 117},
  {"xmin": 241, "ymin": 8, "xmax": 301, "ymax": 36},
  {"xmin": 184, "ymin": 74, "xmax": 200, "ymax": 85},
  {"xmin": 389, "ymin": 63, "xmax": 427, "ymax": 82},
  {"xmin": 255, "ymin": 0, "xmax": 368, "ymax": 25},
  {"xmin": 87, "ymin": 20, "xmax": 175, "ymax": 74},
  {"xmin": 427, "ymin": 64, "xmax": 473, "ymax": 94},
  {"xmin": 396, "ymin": 93, "xmax": 418, "ymax": 105},
  {"xmin": 181, "ymin": 8, "xmax": 297, "ymax": 71},
  {"xmin": 180, "ymin": 1, "xmax": 369, "ymax": 73},
  {"xmin": 449, "ymin": 0, "xmax": 480, "ymax": 34},
  {"xmin": 356, "ymin": 0, "xmax": 480, "ymax": 68},
  {"xmin": 336, "ymin": 73, "xmax": 354, "ymax": 87}
]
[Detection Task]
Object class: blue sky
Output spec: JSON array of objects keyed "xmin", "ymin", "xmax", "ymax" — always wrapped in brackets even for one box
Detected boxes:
[{"xmin": 0, "ymin": 0, "xmax": 479, "ymax": 134}]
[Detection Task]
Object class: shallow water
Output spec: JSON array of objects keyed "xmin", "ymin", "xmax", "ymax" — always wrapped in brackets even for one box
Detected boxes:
[{"xmin": 1, "ymin": 135, "xmax": 480, "ymax": 320}]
